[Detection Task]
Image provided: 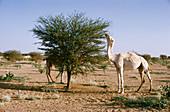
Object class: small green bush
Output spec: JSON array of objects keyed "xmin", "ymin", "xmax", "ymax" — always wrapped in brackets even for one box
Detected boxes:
[
  {"xmin": 29, "ymin": 52, "xmax": 43, "ymax": 63},
  {"xmin": 161, "ymin": 83, "xmax": 170, "ymax": 100},
  {"xmin": 39, "ymin": 68, "xmax": 46, "ymax": 74},
  {"xmin": 38, "ymin": 64, "xmax": 46, "ymax": 74},
  {"xmin": 30, "ymin": 62, "xmax": 41, "ymax": 68},
  {"xmin": 150, "ymin": 72, "xmax": 166, "ymax": 75},
  {"xmin": 151, "ymin": 57, "xmax": 168, "ymax": 66},
  {"xmin": 161, "ymin": 61, "xmax": 168, "ymax": 66},
  {"xmin": 111, "ymin": 96, "xmax": 127, "ymax": 101},
  {"xmin": 13, "ymin": 64, "xmax": 22, "ymax": 69},
  {"xmin": 0, "ymin": 72, "xmax": 26, "ymax": 82},
  {"xmin": 0, "ymin": 62, "xmax": 3, "ymax": 67},
  {"xmin": 111, "ymin": 84, "xmax": 170, "ymax": 110},
  {"xmin": 111, "ymin": 96, "xmax": 169, "ymax": 110},
  {"xmin": 2, "ymin": 72, "xmax": 14, "ymax": 81},
  {"xmin": 99, "ymin": 85, "xmax": 110, "ymax": 89},
  {"xmin": 3, "ymin": 61, "xmax": 11, "ymax": 67},
  {"xmin": 167, "ymin": 65, "xmax": 170, "ymax": 69},
  {"xmin": 88, "ymin": 64, "xmax": 95, "ymax": 72},
  {"xmin": 98, "ymin": 62, "xmax": 109, "ymax": 73}
]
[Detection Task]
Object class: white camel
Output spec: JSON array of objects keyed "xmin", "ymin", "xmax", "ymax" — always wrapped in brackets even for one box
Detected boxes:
[{"xmin": 105, "ymin": 34, "xmax": 152, "ymax": 94}]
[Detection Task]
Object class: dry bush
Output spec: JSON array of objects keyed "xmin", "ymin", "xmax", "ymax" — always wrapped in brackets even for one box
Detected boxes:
[
  {"xmin": 29, "ymin": 52, "xmax": 43, "ymax": 63},
  {"xmin": 3, "ymin": 50, "xmax": 23, "ymax": 62}
]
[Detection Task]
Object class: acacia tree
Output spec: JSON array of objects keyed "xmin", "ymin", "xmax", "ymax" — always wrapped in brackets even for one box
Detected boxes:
[{"xmin": 32, "ymin": 12, "xmax": 110, "ymax": 89}]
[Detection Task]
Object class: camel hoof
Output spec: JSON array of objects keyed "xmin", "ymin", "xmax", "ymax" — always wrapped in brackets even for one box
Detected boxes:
[
  {"xmin": 117, "ymin": 90, "xmax": 121, "ymax": 93},
  {"xmin": 120, "ymin": 91, "xmax": 124, "ymax": 94},
  {"xmin": 135, "ymin": 90, "xmax": 139, "ymax": 93},
  {"xmin": 148, "ymin": 89, "xmax": 152, "ymax": 93}
]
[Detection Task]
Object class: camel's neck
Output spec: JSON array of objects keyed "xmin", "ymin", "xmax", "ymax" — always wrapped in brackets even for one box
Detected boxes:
[{"xmin": 107, "ymin": 42, "xmax": 116, "ymax": 62}]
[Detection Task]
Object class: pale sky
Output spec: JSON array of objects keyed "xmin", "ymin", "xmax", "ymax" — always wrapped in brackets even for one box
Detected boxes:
[{"xmin": 0, "ymin": 0, "xmax": 170, "ymax": 57}]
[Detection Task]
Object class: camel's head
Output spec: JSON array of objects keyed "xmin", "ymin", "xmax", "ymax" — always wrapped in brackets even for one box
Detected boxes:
[{"xmin": 105, "ymin": 34, "xmax": 115, "ymax": 46}]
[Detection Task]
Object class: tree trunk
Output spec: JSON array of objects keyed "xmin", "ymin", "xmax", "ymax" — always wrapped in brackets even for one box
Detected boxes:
[{"xmin": 66, "ymin": 67, "xmax": 71, "ymax": 90}]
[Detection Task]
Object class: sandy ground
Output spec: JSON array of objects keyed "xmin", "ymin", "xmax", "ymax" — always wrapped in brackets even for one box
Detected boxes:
[{"xmin": 0, "ymin": 59, "xmax": 169, "ymax": 112}]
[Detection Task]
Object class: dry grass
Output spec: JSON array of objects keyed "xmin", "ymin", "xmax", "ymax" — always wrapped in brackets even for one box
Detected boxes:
[{"xmin": 0, "ymin": 60, "xmax": 169, "ymax": 111}]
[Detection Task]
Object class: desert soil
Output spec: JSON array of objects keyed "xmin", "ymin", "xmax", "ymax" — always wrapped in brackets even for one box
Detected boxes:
[{"xmin": 0, "ymin": 59, "xmax": 169, "ymax": 112}]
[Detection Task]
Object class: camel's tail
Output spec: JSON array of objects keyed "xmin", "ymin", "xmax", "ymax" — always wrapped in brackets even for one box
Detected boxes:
[{"xmin": 148, "ymin": 67, "xmax": 153, "ymax": 72}]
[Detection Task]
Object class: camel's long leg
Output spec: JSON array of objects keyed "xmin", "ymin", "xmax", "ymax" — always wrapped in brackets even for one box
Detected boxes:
[
  {"xmin": 56, "ymin": 71, "xmax": 64, "ymax": 84},
  {"xmin": 119, "ymin": 67, "xmax": 124, "ymax": 94},
  {"xmin": 48, "ymin": 67, "xmax": 55, "ymax": 83},
  {"xmin": 56, "ymin": 67, "xmax": 64, "ymax": 84},
  {"xmin": 46, "ymin": 65, "xmax": 51, "ymax": 83},
  {"xmin": 136, "ymin": 72, "xmax": 145, "ymax": 92},
  {"xmin": 145, "ymin": 70, "xmax": 152, "ymax": 92},
  {"xmin": 116, "ymin": 69, "xmax": 121, "ymax": 93},
  {"xmin": 46, "ymin": 60, "xmax": 55, "ymax": 83},
  {"xmin": 55, "ymin": 72, "xmax": 61, "ymax": 79},
  {"xmin": 46, "ymin": 60, "xmax": 52, "ymax": 83},
  {"xmin": 60, "ymin": 71, "xmax": 64, "ymax": 84},
  {"xmin": 46, "ymin": 72, "xmax": 50, "ymax": 83}
]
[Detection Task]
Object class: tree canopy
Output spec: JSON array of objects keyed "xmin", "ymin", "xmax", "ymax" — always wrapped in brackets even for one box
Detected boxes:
[{"xmin": 31, "ymin": 11, "xmax": 111, "ymax": 89}]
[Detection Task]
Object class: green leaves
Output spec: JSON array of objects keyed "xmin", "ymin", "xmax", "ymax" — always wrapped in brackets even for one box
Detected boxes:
[{"xmin": 32, "ymin": 11, "xmax": 110, "ymax": 76}]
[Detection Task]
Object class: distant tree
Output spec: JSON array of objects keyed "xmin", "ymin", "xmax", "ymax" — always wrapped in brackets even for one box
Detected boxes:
[
  {"xmin": 3, "ymin": 50, "xmax": 23, "ymax": 62},
  {"xmin": 160, "ymin": 55, "xmax": 167, "ymax": 61},
  {"xmin": 22, "ymin": 53, "xmax": 29, "ymax": 56},
  {"xmin": 29, "ymin": 52, "xmax": 43, "ymax": 63},
  {"xmin": 168, "ymin": 56, "xmax": 170, "ymax": 59},
  {"xmin": 142, "ymin": 55, "xmax": 151, "ymax": 63},
  {"xmin": 31, "ymin": 11, "xmax": 110, "ymax": 89},
  {"xmin": 0, "ymin": 52, "xmax": 2, "ymax": 56}
]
